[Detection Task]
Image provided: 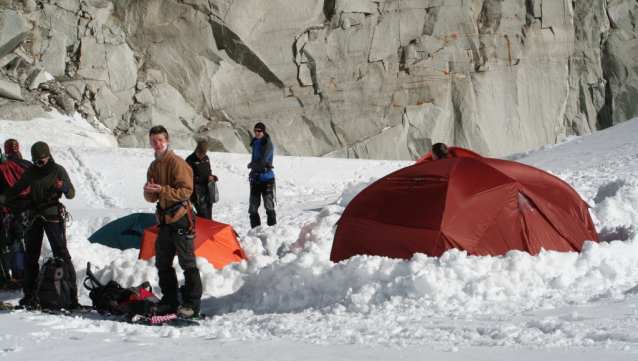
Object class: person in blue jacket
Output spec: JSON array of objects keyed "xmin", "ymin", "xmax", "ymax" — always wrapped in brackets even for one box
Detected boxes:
[{"xmin": 247, "ymin": 122, "xmax": 276, "ymax": 228}]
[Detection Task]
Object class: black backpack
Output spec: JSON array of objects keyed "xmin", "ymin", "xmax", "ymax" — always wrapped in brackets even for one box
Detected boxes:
[
  {"xmin": 35, "ymin": 258, "xmax": 73, "ymax": 310},
  {"xmin": 84, "ymin": 262, "xmax": 160, "ymax": 315}
]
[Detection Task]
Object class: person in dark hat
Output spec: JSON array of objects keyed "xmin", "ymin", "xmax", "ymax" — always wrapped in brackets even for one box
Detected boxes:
[
  {"xmin": 185, "ymin": 140, "xmax": 218, "ymax": 220},
  {"xmin": 247, "ymin": 122, "xmax": 276, "ymax": 228},
  {"xmin": 0, "ymin": 139, "xmax": 32, "ymax": 291},
  {"xmin": 432, "ymin": 143, "xmax": 448, "ymax": 160},
  {"xmin": 0, "ymin": 141, "xmax": 78, "ymax": 308}
]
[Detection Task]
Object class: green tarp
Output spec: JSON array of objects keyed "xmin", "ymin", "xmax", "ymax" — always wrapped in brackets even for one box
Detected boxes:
[{"xmin": 88, "ymin": 213, "xmax": 158, "ymax": 250}]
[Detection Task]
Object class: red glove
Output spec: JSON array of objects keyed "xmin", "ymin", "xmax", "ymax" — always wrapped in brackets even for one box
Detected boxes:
[
  {"xmin": 54, "ymin": 180, "xmax": 63, "ymax": 188},
  {"xmin": 213, "ymin": 175, "xmax": 219, "ymax": 182}
]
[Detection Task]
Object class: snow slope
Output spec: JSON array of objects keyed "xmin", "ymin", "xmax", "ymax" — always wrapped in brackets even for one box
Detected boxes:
[{"xmin": 1, "ymin": 113, "xmax": 638, "ymax": 360}]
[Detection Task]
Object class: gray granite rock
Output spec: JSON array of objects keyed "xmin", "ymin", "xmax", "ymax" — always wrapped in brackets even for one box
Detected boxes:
[
  {"xmin": 135, "ymin": 88, "xmax": 154, "ymax": 104},
  {"xmin": 0, "ymin": 103, "xmax": 49, "ymax": 120},
  {"xmin": 0, "ymin": 11, "xmax": 31, "ymax": 59},
  {"xmin": 2, "ymin": 0, "xmax": 637, "ymax": 160},
  {"xmin": 27, "ymin": 68, "xmax": 51, "ymax": 90},
  {"xmin": 0, "ymin": 79, "xmax": 24, "ymax": 101}
]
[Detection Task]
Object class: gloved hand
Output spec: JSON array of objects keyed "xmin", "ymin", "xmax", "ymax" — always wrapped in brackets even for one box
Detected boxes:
[
  {"xmin": 213, "ymin": 175, "xmax": 219, "ymax": 182},
  {"xmin": 53, "ymin": 180, "xmax": 70, "ymax": 193}
]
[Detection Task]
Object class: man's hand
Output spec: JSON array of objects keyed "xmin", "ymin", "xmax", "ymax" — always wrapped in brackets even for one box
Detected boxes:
[
  {"xmin": 52, "ymin": 180, "xmax": 69, "ymax": 193},
  {"xmin": 247, "ymin": 163, "xmax": 251, "ymax": 169},
  {"xmin": 144, "ymin": 178, "xmax": 162, "ymax": 194},
  {"xmin": 208, "ymin": 175, "xmax": 218, "ymax": 182}
]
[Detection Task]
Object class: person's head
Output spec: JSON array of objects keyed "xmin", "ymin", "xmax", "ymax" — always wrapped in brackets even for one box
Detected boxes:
[
  {"xmin": 149, "ymin": 125, "xmax": 170, "ymax": 157},
  {"xmin": 253, "ymin": 122, "xmax": 266, "ymax": 140},
  {"xmin": 432, "ymin": 143, "xmax": 448, "ymax": 160},
  {"xmin": 31, "ymin": 141, "xmax": 51, "ymax": 167},
  {"xmin": 195, "ymin": 140, "xmax": 208, "ymax": 159},
  {"xmin": 4, "ymin": 139, "xmax": 21, "ymax": 159}
]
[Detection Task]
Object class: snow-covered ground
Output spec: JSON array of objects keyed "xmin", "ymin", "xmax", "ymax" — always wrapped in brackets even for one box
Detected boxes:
[{"xmin": 1, "ymin": 112, "xmax": 638, "ymax": 360}]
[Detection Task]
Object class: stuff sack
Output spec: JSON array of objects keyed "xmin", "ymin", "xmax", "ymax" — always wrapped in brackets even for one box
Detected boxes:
[
  {"xmin": 84, "ymin": 262, "xmax": 159, "ymax": 315},
  {"xmin": 36, "ymin": 258, "xmax": 72, "ymax": 310},
  {"xmin": 208, "ymin": 179, "xmax": 219, "ymax": 203}
]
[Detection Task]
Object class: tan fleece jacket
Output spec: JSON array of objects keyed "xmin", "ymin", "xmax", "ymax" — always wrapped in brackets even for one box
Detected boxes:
[{"xmin": 144, "ymin": 150, "xmax": 193, "ymax": 224}]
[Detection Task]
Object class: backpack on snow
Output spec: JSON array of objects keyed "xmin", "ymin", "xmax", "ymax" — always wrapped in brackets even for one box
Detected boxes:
[
  {"xmin": 36, "ymin": 257, "xmax": 73, "ymax": 310},
  {"xmin": 83, "ymin": 262, "xmax": 160, "ymax": 315}
]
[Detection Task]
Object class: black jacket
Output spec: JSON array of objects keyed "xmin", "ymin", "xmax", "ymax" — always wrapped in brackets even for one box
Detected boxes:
[
  {"xmin": 185, "ymin": 153, "xmax": 212, "ymax": 185},
  {"xmin": 185, "ymin": 152, "xmax": 213, "ymax": 203},
  {"xmin": 0, "ymin": 154, "xmax": 33, "ymax": 211},
  {"xmin": 0, "ymin": 158, "xmax": 75, "ymax": 217}
]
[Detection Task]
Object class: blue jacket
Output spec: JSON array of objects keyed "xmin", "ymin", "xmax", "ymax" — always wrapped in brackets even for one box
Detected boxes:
[{"xmin": 248, "ymin": 134, "xmax": 275, "ymax": 183}]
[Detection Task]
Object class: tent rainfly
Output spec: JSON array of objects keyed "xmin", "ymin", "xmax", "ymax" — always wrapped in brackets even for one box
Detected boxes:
[
  {"xmin": 139, "ymin": 217, "xmax": 248, "ymax": 269},
  {"xmin": 88, "ymin": 213, "xmax": 158, "ymax": 250},
  {"xmin": 331, "ymin": 154, "xmax": 599, "ymax": 263}
]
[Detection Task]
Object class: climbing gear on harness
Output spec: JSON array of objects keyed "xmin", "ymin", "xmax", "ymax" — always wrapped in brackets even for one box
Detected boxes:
[
  {"xmin": 156, "ymin": 200, "xmax": 189, "ymax": 216},
  {"xmin": 156, "ymin": 200, "xmax": 195, "ymax": 235}
]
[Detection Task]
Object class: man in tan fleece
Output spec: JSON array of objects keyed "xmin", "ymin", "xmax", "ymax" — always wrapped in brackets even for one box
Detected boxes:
[{"xmin": 144, "ymin": 125, "xmax": 202, "ymax": 318}]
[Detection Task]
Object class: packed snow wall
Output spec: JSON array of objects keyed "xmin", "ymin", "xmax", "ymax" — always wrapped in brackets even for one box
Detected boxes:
[{"xmin": 0, "ymin": 0, "xmax": 636, "ymax": 159}]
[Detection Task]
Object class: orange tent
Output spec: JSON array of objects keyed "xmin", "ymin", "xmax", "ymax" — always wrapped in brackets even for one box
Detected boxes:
[
  {"xmin": 139, "ymin": 217, "xmax": 248, "ymax": 269},
  {"xmin": 415, "ymin": 146, "xmax": 483, "ymax": 164},
  {"xmin": 331, "ymin": 156, "xmax": 598, "ymax": 263}
]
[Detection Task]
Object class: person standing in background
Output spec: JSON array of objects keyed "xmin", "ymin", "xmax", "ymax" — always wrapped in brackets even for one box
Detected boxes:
[
  {"xmin": 247, "ymin": 122, "xmax": 276, "ymax": 228},
  {"xmin": 185, "ymin": 140, "xmax": 217, "ymax": 220}
]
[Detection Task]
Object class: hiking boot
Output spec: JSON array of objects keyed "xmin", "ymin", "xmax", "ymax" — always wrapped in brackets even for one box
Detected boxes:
[
  {"xmin": 3, "ymin": 278, "xmax": 24, "ymax": 291},
  {"xmin": 18, "ymin": 294, "xmax": 39, "ymax": 310},
  {"xmin": 176, "ymin": 301, "xmax": 200, "ymax": 318},
  {"xmin": 249, "ymin": 214, "xmax": 261, "ymax": 228},
  {"xmin": 266, "ymin": 211, "xmax": 277, "ymax": 226},
  {"xmin": 151, "ymin": 302, "xmax": 177, "ymax": 315},
  {"xmin": 68, "ymin": 298, "xmax": 81, "ymax": 309}
]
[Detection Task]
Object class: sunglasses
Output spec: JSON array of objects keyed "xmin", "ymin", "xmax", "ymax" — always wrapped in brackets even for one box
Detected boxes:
[
  {"xmin": 254, "ymin": 129, "xmax": 264, "ymax": 133},
  {"xmin": 33, "ymin": 158, "xmax": 48, "ymax": 165}
]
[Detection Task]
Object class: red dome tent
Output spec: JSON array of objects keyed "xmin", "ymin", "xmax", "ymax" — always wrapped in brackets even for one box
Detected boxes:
[
  {"xmin": 139, "ymin": 217, "xmax": 248, "ymax": 269},
  {"xmin": 331, "ymin": 157, "xmax": 598, "ymax": 263}
]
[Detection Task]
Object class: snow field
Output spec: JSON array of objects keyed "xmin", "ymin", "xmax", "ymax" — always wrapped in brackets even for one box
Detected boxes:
[{"xmin": 1, "ymin": 113, "xmax": 638, "ymax": 358}]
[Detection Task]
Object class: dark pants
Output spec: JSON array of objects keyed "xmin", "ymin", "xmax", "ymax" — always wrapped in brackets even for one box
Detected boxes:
[
  {"xmin": 24, "ymin": 216, "xmax": 77, "ymax": 299},
  {"xmin": 0, "ymin": 243, "xmax": 9, "ymax": 285},
  {"xmin": 248, "ymin": 179, "xmax": 276, "ymax": 227},
  {"xmin": 194, "ymin": 203, "xmax": 213, "ymax": 220},
  {"xmin": 4, "ymin": 212, "xmax": 25, "ymax": 278},
  {"xmin": 155, "ymin": 214, "xmax": 202, "ymax": 304}
]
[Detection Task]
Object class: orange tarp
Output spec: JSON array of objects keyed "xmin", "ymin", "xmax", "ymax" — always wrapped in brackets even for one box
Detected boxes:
[{"xmin": 139, "ymin": 217, "xmax": 248, "ymax": 269}]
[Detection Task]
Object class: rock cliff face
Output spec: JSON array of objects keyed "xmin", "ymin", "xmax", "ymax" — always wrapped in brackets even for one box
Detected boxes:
[{"xmin": 0, "ymin": 0, "xmax": 636, "ymax": 159}]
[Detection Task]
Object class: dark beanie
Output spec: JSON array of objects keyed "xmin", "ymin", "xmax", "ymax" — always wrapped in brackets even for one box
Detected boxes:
[
  {"xmin": 254, "ymin": 122, "xmax": 266, "ymax": 132},
  {"xmin": 31, "ymin": 141, "xmax": 51, "ymax": 159},
  {"xmin": 195, "ymin": 140, "xmax": 208, "ymax": 154}
]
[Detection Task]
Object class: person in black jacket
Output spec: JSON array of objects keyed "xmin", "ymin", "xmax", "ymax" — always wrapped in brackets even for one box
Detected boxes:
[
  {"xmin": 0, "ymin": 139, "xmax": 32, "ymax": 291},
  {"xmin": 431, "ymin": 143, "xmax": 448, "ymax": 160},
  {"xmin": 0, "ymin": 141, "xmax": 78, "ymax": 308},
  {"xmin": 185, "ymin": 140, "xmax": 218, "ymax": 220}
]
